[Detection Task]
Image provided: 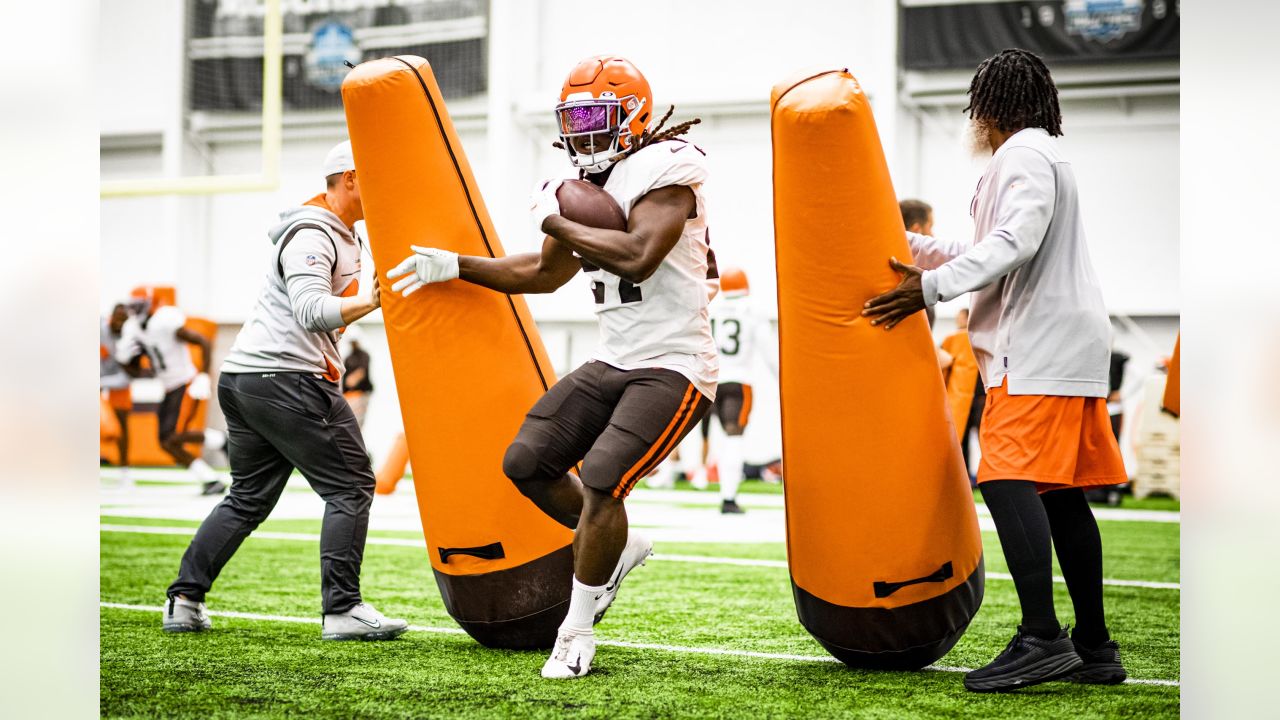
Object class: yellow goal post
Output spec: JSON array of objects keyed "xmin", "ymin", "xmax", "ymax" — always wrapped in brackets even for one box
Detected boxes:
[{"xmin": 100, "ymin": 0, "xmax": 282, "ymax": 197}]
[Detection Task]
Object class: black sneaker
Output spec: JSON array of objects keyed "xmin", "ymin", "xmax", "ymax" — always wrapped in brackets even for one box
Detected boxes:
[
  {"xmin": 201, "ymin": 481, "xmax": 228, "ymax": 496},
  {"xmin": 964, "ymin": 627, "xmax": 1083, "ymax": 693},
  {"xmin": 1065, "ymin": 638, "xmax": 1127, "ymax": 685},
  {"xmin": 720, "ymin": 499, "xmax": 745, "ymax": 514}
]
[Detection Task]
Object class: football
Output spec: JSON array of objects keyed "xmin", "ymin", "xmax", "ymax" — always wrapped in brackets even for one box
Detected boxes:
[{"xmin": 556, "ymin": 179, "xmax": 627, "ymax": 231}]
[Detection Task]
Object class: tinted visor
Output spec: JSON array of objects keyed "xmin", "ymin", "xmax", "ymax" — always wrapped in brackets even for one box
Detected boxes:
[{"xmin": 558, "ymin": 102, "xmax": 617, "ymax": 135}]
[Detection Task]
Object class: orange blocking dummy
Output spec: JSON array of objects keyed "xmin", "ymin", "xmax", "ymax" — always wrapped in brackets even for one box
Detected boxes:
[
  {"xmin": 771, "ymin": 68, "xmax": 984, "ymax": 670},
  {"xmin": 342, "ymin": 57, "xmax": 573, "ymax": 648},
  {"xmin": 1162, "ymin": 334, "xmax": 1180, "ymax": 417}
]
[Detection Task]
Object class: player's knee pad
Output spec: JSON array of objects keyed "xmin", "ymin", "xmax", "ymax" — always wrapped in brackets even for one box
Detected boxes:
[
  {"xmin": 502, "ymin": 441, "xmax": 547, "ymax": 487},
  {"xmin": 579, "ymin": 448, "xmax": 626, "ymax": 495}
]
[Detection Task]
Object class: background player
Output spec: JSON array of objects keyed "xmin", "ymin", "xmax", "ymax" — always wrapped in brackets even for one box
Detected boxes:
[
  {"xmin": 388, "ymin": 55, "xmax": 717, "ymax": 680},
  {"xmin": 655, "ymin": 267, "xmax": 776, "ymax": 513},
  {"xmin": 101, "ymin": 303, "xmax": 134, "ymax": 485},
  {"xmin": 340, "ymin": 326, "xmax": 374, "ymax": 428},
  {"xmin": 707, "ymin": 267, "xmax": 777, "ymax": 513},
  {"xmin": 116, "ymin": 292, "xmax": 224, "ymax": 495}
]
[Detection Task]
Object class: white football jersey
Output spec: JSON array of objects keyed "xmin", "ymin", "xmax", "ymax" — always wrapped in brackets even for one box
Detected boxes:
[
  {"xmin": 585, "ymin": 140, "xmax": 719, "ymax": 401},
  {"xmin": 710, "ymin": 294, "xmax": 771, "ymax": 385},
  {"xmin": 117, "ymin": 306, "xmax": 198, "ymax": 392}
]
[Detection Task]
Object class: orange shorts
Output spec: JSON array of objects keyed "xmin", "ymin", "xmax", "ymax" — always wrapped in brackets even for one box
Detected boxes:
[
  {"xmin": 105, "ymin": 387, "xmax": 132, "ymax": 412},
  {"xmin": 976, "ymin": 378, "xmax": 1127, "ymax": 493}
]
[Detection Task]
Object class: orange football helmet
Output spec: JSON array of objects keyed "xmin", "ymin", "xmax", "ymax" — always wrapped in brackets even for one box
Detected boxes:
[
  {"xmin": 556, "ymin": 55, "xmax": 652, "ymax": 173},
  {"xmin": 721, "ymin": 267, "xmax": 749, "ymax": 297},
  {"xmin": 129, "ymin": 285, "xmax": 176, "ymax": 315}
]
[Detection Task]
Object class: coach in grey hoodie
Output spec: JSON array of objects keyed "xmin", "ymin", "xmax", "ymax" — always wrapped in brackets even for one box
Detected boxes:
[{"xmin": 164, "ymin": 140, "xmax": 408, "ymax": 641}]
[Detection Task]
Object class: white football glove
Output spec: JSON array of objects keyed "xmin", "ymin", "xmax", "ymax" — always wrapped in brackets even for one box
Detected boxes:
[
  {"xmin": 529, "ymin": 178, "xmax": 563, "ymax": 235},
  {"xmin": 386, "ymin": 245, "xmax": 460, "ymax": 297},
  {"xmin": 187, "ymin": 372, "xmax": 211, "ymax": 401}
]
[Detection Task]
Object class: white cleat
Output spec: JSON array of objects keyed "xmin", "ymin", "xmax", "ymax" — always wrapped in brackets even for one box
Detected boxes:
[
  {"xmin": 645, "ymin": 469, "xmax": 676, "ymax": 489},
  {"xmin": 203, "ymin": 429, "xmax": 227, "ymax": 452},
  {"xmin": 163, "ymin": 595, "xmax": 212, "ymax": 633},
  {"xmin": 594, "ymin": 531, "xmax": 654, "ymax": 624},
  {"xmin": 321, "ymin": 602, "xmax": 409, "ymax": 641},
  {"xmin": 541, "ymin": 630, "xmax": 596, "ymax": 679}
]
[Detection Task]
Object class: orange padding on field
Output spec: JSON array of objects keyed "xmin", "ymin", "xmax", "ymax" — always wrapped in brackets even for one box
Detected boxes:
[
  {"xmin": 771, "ymin": 68, "xmax": 982, "ymax": 609},
  {"xmin": 99, "ymin": 316, "xmax": 214, "ymax": 466},
  {"xmin": 342, "ymin": 56, "xmax": 572, "ymax": 576},
  {"xmin": 375, "ymin": 433, "xmax": 409, "ymax": 496},
  {"xmin": 942, "ymin": 331, "xmax": 979, "ymax": 443},
  {"xmin": 1162, "ymin": 334, "xmax": 1180, "ymax": 417}
]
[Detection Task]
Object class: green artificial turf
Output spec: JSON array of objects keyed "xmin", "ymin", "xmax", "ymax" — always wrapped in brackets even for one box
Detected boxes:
[{"xmin": 101, "ymin": 515, "xmax": 1179, "ymax": 718}]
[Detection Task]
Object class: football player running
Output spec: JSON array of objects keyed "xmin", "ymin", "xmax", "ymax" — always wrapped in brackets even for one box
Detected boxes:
[
  {"xmin": 651, "ymin": 266, "xmax": 777, "ymax": 514},
  {"xmin": 116, "ymin": 291, "xmax": 224, "ymax": 495},
  {"xmin": 388, "ymin": 55, "xmax": 719, "ymax": 679},
  {"xmin": 703, "ymin": 267, "xmax": 777, "ymax": 513}
]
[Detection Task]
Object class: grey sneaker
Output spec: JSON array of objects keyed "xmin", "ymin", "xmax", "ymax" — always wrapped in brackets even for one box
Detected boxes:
[
  {"xmin": 163, "ymin": 595, "xmax": 211, "ymax": 633},
  {"xmin": 593, "ymin": 531, "xmax": 654, "ymax": 624},
  {"xmin": 321, "ymin": 603, "xmax": 408, "ymax": 641}
]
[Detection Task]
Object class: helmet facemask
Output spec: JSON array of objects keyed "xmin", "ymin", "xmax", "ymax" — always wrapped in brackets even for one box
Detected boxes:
[{"xmin": 556, "ymin": 93, "xmax": 647, "ymax": 174}]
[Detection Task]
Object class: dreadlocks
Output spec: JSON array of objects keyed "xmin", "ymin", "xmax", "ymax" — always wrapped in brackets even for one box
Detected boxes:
[
  {"xmin": 551, "ymin": 105, "xmax": 702, "ymax": 159},
  {"xmin": 964, "ymin": 49, "xmax": 1063, "ymax": 137}
]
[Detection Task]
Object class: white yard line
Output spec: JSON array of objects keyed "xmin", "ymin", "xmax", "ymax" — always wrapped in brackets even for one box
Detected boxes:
[
  {"xmin": 99, "ymin": 602, "xmax": 1177, "ymax": 687},
  {"xmin": 101, "ymin": 524, "xmax": 428, "ymax": 548},
  {"xmin": 100, "ymin": 470, "xmax": 1180, "ymax": 523},
  {"xmin": 100, "ymin": 524, "xmax": 1180, "ymax": 590}
]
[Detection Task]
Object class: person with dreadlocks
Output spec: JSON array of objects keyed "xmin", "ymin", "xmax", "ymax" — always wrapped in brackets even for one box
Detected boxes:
[
  {"xmin": 387, "ymin": 55, "xmax": 717, "ymax": 680},
  {"xmin": 862, "ymin": 48, "xmax": 1127, "ymax": 692}
]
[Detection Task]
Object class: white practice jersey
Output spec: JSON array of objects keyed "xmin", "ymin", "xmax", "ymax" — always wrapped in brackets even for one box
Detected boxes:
[
  {"xmin": 709, "ymin": 294, "xmax": 773, "ymax": 385},
  {"xmin": 117, "ymin": 306, "xmax": 197, "ymax": 393},
  {"xmin": 586, "ymin": 140, "xmax": 719, "ymax": 401}
]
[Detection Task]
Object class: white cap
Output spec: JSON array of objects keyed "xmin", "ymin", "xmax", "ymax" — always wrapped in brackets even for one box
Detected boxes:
[{"xmin": 323, "ymin": 140, "xmax": 355, "ymax": 177}]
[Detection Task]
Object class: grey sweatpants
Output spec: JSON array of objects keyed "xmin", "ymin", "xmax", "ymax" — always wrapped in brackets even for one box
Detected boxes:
[{"xmin": 167, "ymin": 372, "xmax": 375, "ymax": 613}]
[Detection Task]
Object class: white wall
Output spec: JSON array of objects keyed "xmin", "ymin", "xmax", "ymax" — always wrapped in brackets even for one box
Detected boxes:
[
  {"xmin": 100, "ymin": 0, "xmax": 1180, "ymax": 471},
  {"xmin": 99, "ymin": 0, "xmax": 183, "ymax": 137}
]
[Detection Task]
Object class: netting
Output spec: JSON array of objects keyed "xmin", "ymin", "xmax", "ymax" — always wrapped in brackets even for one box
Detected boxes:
[{"xmin": 186, "ymin": 0, "xmax": 489, "ymax": 114}]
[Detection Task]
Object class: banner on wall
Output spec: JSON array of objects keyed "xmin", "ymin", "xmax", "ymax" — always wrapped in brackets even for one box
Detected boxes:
[
  {"xmin": 900, "ymin": 0, "xmax": 1179, "ymax": 71},
  {"xmin": 188, "ymin": 0, "xmax": 488, "ymax": 111}
]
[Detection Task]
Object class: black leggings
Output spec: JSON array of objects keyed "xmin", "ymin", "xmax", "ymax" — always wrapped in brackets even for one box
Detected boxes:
[{"xmin": 980, "ymin": 481, "xmax": 1110, "ymax": 646}]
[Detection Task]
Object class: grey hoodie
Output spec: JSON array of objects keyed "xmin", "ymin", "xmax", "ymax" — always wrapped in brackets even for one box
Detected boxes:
[{"xmin": 221, "ymin": 202, "xmax": 363, "ymax": 381}]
